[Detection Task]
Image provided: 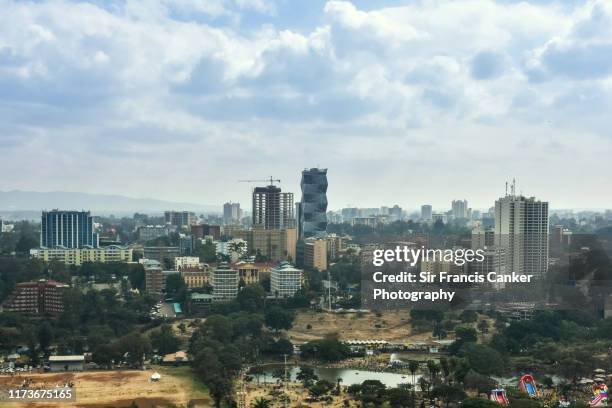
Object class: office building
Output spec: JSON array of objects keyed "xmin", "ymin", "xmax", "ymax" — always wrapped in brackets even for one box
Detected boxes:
[
  {"xmin": 165, "ymin": 211, "xmax": 196, "ymax": 227},
  {"xmin": 174, "ymin": 256, "xmax": 201, "ymax": 271},
  {"xmin": 451, "ymin": 199, "xmax": 469, "ymax": 219},
  {"xmin": 30, "ymin": 246, "xmax": 132, "ymax": 266},
  {"xmin": 143, "ymin": 260, "xmax": 164, "ymax": 295},
  {"xmin": 494, "ymin": 190, "xmax": 549, "ymax": 279},
  {"xmin": 223, "ymin": 202, "xmax": 242, "ymax": 224},
  {"xmin": 326, "ymin": 234, "xmax": 346, "ymax": 261},
  {"xmin": 143, "ymin": 246, "xmax": 180, "ymax": 264},
  {"xmin": 252, "ymin": 185, "xmax": 294, "ymax": 230},
  {"xmin": 137, "ymin": 225, "xmax": 169, "ymax": 242},
  {"xmin": 2, "ymin": 280, "xmax": 68, "ymax": 315},
  {"xmin": 388, "ymin": 205, "xmax": 402, "ymax": 221},
  {"xmin": 191, "ymin": 224, "xmax": 221, "ymax": 240},
  {"xmin": 212, "ymin": 262, "xmax": 239, "ymax": 301},
  {"xmin": 41, "ymin": 210, "xmax": 98, "ymax": 248},
  {"xmin": 471, "ymin": 226, "xmax": 495, "ymax": 249},
  {"xmin": 298, "ymin": 168, "xmax": 328, "ymax": 239},
  {"xmin": 271, "ymin": 261, "xmax": 303, "ymax": 298},
  {"xmin": 231, "ymin": 226, "xmax": 297, "ymax": 262},
  {"xmin": 304, "ymin": 237, "xmax": 327, "ymax": 271},
  {"xmin": 421, "ymin": 205, "xmax": 433, "ymax": 221}
]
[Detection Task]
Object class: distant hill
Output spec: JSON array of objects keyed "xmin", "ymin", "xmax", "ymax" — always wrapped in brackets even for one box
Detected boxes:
[{"xmin": 0, "ymin": 190, "xmax": 219, "ymax": 216}]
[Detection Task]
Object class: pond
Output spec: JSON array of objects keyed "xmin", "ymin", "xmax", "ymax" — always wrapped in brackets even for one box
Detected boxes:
[{"xmin": 255, "ymin": 366, "xmax": 422, "ymax": 388}]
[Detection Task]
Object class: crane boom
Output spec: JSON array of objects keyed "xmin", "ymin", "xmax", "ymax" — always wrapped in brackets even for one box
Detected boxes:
[{"xmin": 237, "ymin": 176, "xmax": 281, "ymax": 185}]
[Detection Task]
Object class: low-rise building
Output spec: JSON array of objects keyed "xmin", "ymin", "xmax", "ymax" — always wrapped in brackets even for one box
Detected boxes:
[
  {"xmin": 49, "ymin": 355, "xmax": 85, "ymax": 372},
  {"xmin": 30, "ymin": 246, "xmax": 133, "ymax": 266},
  {"xmin": 181, "ymin": 268, "xmax": 210, "ymax": 289},
  {"xmin": 175, "ymin": 256, "xmax": 201, "ymax": 271}
]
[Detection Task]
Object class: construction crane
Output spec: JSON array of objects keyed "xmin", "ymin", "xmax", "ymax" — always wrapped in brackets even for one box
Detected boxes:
[{"xmin": 237, "ymin": 176, "xmax": 281, "ymax": 185}]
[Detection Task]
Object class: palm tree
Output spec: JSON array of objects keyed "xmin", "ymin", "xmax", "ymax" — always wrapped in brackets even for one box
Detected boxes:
[
  {"xmin": 426, "ymin": 360, "xmax": 441, "ymax": 385},
  {"xmin": 251, "ymin": 397, "xmax": 272, "ymax": 408},
  {"xmin": 336, "ymin": 377, "xmax": 343, "ymax": 394},
  {"xmin": 408, "ymin": 360, "xmax": 420, "ymax": 385}
]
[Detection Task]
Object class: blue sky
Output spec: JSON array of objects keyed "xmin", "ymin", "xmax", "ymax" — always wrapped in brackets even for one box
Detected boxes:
[{"xmin": 1, "ymin": 0, "xmax": 612, "ymax": 210}]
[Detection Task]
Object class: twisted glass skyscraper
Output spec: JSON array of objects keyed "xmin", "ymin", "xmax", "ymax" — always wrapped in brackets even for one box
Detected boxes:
[{"xmin": 299, "ymin": 168, "xmax": 328, "ymax": 239}]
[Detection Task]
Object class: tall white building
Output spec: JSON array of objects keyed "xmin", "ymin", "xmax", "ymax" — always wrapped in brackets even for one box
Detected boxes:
[
  {"xmin": 421, "ymin": 205, "xmax": 433, "ymax": 221},
  {"xmin": 212, "ymin": 262, "xmax": 239, "ymax": 301},
  {"xmin": 451, "ymin": 199, "xmax": 469, "ymax": 219},
  {"xmin": 494, "ymin": 192, "xmax": 549, "ymax": 279},
  {"xmin": 271, "ymin": 261, "xmax": 303, "ymax": 298}
]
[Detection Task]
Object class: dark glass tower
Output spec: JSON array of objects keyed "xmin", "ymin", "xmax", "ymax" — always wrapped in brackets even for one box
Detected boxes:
[
  {"xmin": 299, "ymin": 168, "xmax": 328, "ymax": 239},
  {"xmin": 41, "ymin": 210, "xmax": 98, "ymax": 248}
]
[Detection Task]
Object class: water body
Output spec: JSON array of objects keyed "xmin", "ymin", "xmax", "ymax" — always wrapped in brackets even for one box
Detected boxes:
[{"xmin": 256, "ymin": 366, "xmax": 421, "ymax": 388}]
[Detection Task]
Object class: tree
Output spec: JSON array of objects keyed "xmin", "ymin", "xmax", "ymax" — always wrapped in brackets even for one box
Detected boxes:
[
  {"xmin": 264, "ymin": 306, "xmax": 295, "ymax": 331},
  {"xmin": 300, "ymin": 334, "xmax": 350, "ymax": 362},
  {"xmin": 251, "ymin": 397, "xmax": 272, "ymax": 408},
  {"xmin": 460, "ymin": 310, "xmax": 478, "ymax": 323},
  {"xmin": 309, "ymin": 379, "xmax": 335, "ymax": 397},
  {"xmin": 165, "ymin": 274, "xmax": 187, "ymax": 301},
  {"xmin": 478, "ymin": 320, "xmax": 489, "ymax": 335},
  {"xmin": 408, "ymin": 361, "xmax": 420, "ymax": 385},
  {"xmin": 387, "ymin": 387, "xmax": 416, "ymax": 408},
  {"xmin": 359, "ymin": 380, "xmax": 387, "ymax": 405},
  {"xmin": 432, "ymin": 385, "xmax": 467, "ymax": 408},
  {"xmin": 461, "ymin": 398, "xmax": 500, "ymax": 408},
  {"xmin": 38, "ymin": 321, "xmax": 54, "ymax": 355},
  {"xmin": 463, "ymin": 370, "xmax": 496, "ymax": 396},
  {"xmin": 297, "ymin": 367, "xmax": 319, "ymax": 387},
  {"xmin": 236, "ymin": 284, "xmax": 265, "ymax": 312},
  {"xmin": 462, "ymin": 344, "xmax": 505, "ymax": 376},
  {"xmin": 150, "ymin": 324, "xmax": 180, "ymax": 355},
  {"xmin": 116, "ymin": 332, "xmax": 152, "ymax": 367},
  {"xmin": 426, "ymin": 360, "xmax": 441, "ymax": 384}
]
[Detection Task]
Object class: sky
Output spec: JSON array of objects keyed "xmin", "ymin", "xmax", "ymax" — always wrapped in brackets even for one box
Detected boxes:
[{"xmin": 1, "ymin": 0, "xmax": 612, "ymax": 211}]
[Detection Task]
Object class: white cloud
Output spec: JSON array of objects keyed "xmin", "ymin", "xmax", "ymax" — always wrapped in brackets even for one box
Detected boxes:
[{"xmin": 0, "ymin": 0, "xmax": 611, "ymax": 208}]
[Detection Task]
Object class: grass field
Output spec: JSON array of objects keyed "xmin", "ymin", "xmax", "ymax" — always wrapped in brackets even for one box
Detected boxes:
[
  {"xmin": 287, "ymin": 310, "xmax": 431, "ymax": 343},
  {"xmin": 0, "ymin": 366, "xmax": 210, "ymax": 408}
]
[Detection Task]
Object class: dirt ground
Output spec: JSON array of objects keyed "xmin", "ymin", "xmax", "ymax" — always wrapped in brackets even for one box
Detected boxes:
[
  {"xmin": 287, "ymin": 310, "xmax": 431, "ymax": 343},
  {"xmin": 0, "ymin": 367, "xmax": 210, "ymax": 408}
]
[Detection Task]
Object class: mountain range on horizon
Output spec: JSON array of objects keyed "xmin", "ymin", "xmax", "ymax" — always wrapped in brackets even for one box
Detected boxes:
[{"xmin": 0, "ymin": 190, "xmax": 219, "ymax": 215}]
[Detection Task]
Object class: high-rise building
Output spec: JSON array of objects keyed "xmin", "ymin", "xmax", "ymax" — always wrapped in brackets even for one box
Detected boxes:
[
  {"xmin": 271, "ymin": 261, "xmax": 303, "ymax": 298},
  {"xmin": 223, "ymin": 202, "xmax": 242, "ymax": 224},
  {"xmin": 252, "ymin": 185, "xmax": 294, "ymax": 230},
  {"xmin": 41, "ymin": 210, "xmax": 98, "ymax": 248},
  {"xmin": 451, "ymin": 199, "xmax": 469, "ymax": 219},
  {"xmin": 421, "ymin": 205, "xmax": 433, "ymax": 221},
  {"xmin": 212, "ymin": 262, "xmax": 239, "ymax": 301},
  {"xmin": 471, "ymin": 226, "xmax": 495, "ymax": 250},
  {"xmin": 388, "ymin": 205, "xmax": 402, "ymax": 221},
  {"xmin": 494, "ymin": 191, "xmax": 549, "ymax": 279},
  {"xmin": 165, "ymin": 211, "xmax": 196, "ymax": 227},
  {"xmin": 299, "ymin": 168, "xmax": 328, "ymax": 239}
]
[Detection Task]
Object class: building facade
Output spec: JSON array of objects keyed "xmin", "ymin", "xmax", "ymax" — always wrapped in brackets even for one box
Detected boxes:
[
  {"xmin": 30, "ymin": 246, "xmax": 132, "ymax": 266},
  {"xmin": 41, "ymin": 210, "xmax": 98, "ymax": 248},
  {"xmin": 252, "ymin": 185, "xmax": 294, "ymax": 230},
  {"xmin": 223, "ymin": 202, "xmax": 242, "ymax": 224},
  {"xmin": 495, "ymin": 193, "xmax": 549, "ymax": 279},
  {"xmin": 2, "ymin": 280, "xmax": 68, "ymax": 315},
  {"xmin": 212, "ymin": 263, "xmax": 239, "ymax": 301},
  {"xmin": 271, "ymin": 261, "xmax": 303, "ymax": 298},
  {"xmin": 304, "ymin": 237, "xmax": 327, "ymax": 271},
  {"xmin": 165, "ymin": 211, "xmax": 196, "ymax": 227},
  {"xmin": 298, "ymin": 168, "xmax": 328, "ymax": 239}
]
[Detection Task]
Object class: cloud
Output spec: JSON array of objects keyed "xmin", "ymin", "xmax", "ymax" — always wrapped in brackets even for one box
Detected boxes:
[{"xmin": 0, "ymin": 0, "xmax": 611, "ymax": 208}]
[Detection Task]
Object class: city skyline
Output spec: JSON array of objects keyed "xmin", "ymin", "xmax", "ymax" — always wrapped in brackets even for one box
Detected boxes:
[{"xmin": 2, "ymin": 1, "xmax": 612, "ymax": 209}]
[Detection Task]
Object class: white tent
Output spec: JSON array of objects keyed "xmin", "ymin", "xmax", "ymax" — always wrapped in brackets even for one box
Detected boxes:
[{"xmin": 151, "ymin": 372, "xmax": 161, "ymax": 382}]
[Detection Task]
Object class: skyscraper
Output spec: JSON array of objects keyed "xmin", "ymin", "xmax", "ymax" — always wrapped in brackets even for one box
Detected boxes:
[
  {"xmin": 451, "ymin": 199, "xmax": 469, "ymax": 219},
  {"xmin": 252, "ymin": 185, "xmax": 294, "ymax": 230},
  {"xmin": 41, "ymin": 210, "xmax": 98, "ymax": 248},
  {"xmin": 494, "ymin": 191, "xmax": 549, "ymax": 279},
  {"xmin": 421, "ymin": 205, "xmax": 433, "ymax": 221},
  {"xmin": 223, "ymin": 202, "xmax": 242, "ymax": 224},
  {"xmin": 299, "ymin": 168, "xmax": 328, "ymax": 239}
]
